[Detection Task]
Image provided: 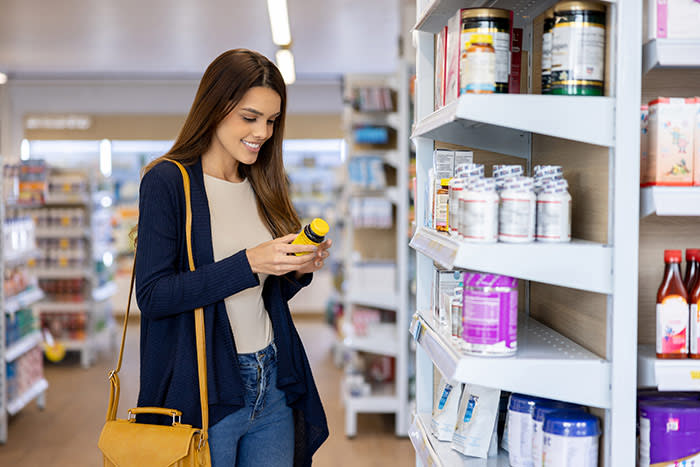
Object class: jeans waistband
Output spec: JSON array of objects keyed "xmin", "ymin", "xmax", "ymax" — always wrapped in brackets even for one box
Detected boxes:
[{"xmin": 237, "ymin": 341, "xmax": 277, "ymax": 367}]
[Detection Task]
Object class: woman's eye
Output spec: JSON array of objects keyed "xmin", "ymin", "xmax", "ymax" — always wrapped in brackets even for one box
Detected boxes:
[{"xmin": 243, "ymin": 116, "xmax": 256, "ymax": 122}]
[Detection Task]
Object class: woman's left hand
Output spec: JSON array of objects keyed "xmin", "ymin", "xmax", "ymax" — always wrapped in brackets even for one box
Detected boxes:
[{"xmin": 295, "ymin": 239, "xmax": 332, "ymax": 277}]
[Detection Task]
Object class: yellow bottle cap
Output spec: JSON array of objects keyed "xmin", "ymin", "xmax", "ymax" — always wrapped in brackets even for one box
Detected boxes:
[
  {"xmin": 310, "ymin": 218, "xmax": 329, "ymax": 237},
  {"xmin": 440, "ymin": 178, "xmax": 452, "ymax": 185},
  {"xmin": 469, "ymin": 34, "xmax": 493, "ymax": 45}
]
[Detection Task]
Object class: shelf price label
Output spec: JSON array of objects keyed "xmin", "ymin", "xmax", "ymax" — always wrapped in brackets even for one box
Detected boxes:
[{"xmin": 656, "ymin": 365, "xmax": 700, "ymax": 391}]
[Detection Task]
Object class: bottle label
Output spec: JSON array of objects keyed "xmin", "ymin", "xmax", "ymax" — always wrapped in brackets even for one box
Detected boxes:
[
  {"xmin": 435, "ymin": 192, "xmax": 449, "ymax": 229},
  {"xmin": 462, "ymin": 30, "xmax": 511, "ymax": 85},
  {"xmin": 536, "ymin": 198, "xmax": 572, "ymax": 241},
  {"xmin": 461, "ymin": 198, "xmax": 499, "ymax": 241},
  {"xmin": 692, "ymin": 303, "xmax": 700, "ymax": 354},
  {"xmin": 499, "ymin": 197, "xmax": 535, "ymax": 240},
  {"xmin": 462, "ymin": 51, "xmax": 495, "ymax": 94},
  {"xmin": 656, "ymin": 295, "xmax": 689, "ymax": 355},
  {"xmin": 552, "ymin": 22, "xmax": 605, "ymax": 84}
]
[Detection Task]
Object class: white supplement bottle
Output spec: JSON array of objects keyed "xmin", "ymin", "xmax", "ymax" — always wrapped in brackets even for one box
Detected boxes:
[
  {"xmin": 536, "ymin": 179, "xmax": 572, "ymax": 243},
  {"xmin": 448, "ymin": 178, "xmax": 467, "ymax": 235},
  {"xmin": 459, "ymin": 178, "xmax": 499, "ymax": 243},
  {"xmin": 499, "ymin": 177, "xmax": 536, "ymax": 243}
]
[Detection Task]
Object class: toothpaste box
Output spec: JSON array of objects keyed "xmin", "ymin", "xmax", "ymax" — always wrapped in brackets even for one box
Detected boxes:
[{"xmin": 644, "ymin": 97, "xmax": 695, "ymax": 186}]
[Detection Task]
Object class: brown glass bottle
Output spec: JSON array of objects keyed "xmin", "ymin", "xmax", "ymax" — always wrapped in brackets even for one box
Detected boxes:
[
  {"xmin": 690, "ymin": 267, "xmax": 700, "ymax": 359},
  {"xmin": 684, "ymin": 248, "xmax": 700, "ymax": 292},
  {"xmin": 656, "ymin": 250, "xmax": 689, "ymax": 359}
]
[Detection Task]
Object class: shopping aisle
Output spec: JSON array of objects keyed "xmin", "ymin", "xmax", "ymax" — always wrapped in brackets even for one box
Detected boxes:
[{"xmin": 0, "ymin": 316, "xmax": 413, "ymax": 466}]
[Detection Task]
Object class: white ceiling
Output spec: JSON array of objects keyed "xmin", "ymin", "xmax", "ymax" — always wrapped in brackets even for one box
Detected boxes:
[{"xmin": 0, "ymin": 0, "xmax": 400, "ymax": 80}]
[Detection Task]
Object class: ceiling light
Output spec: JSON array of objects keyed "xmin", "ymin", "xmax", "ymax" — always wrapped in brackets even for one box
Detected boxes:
[
  {"xmin": 0, "ymin": 72, "xmax": 7, "ymax": 85},
  {"xmin": 275, "ymin": 49, "xmax": 296, "ymax": 85},
  {"xmin": 267, "ymin": 0, "xmax": 291, "ymax": 46},
  {"xmin": 99, "ymin": 139, "xmax": 112, "ymax": 178}
]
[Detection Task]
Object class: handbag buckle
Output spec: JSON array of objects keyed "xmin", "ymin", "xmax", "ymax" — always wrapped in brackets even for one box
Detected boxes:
[
  {"xmin": 172, "ymin": 412, "xmax": 182, "ymax": 425},
  {"xmin": 197, "ymin": 432, "xmax": 206, "ymax": 451},
  {"xmin": 127, "ymin": 409, "xmax": 136, "ymax": 422}
]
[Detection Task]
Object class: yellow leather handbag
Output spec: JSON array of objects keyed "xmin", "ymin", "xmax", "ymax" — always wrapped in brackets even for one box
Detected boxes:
[{"xmin": 98, "ymin": 160, "xmax": 211, "ymax": 466}]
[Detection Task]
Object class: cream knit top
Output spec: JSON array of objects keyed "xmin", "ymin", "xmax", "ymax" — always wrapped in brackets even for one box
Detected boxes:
[{"xmin": 203, "ymin": 173, "xmax": 273, "ymax": 354}]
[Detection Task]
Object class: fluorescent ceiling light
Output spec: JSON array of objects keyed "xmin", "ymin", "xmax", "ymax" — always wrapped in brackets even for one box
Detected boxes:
[
  {"xmin": 99, "ymin": 139, "xmax": 112, "ymax": 178},
  {"xmin": 275, "ymin": 49, "xmax": 296, "ymax": 85},
  {"xmin": 267, "ymin": 0, "xmax": 291, "ymax": 46},
  {"xmin": 20, "ymin": 139, "xmax": 30, "ymax": 161},
  {"xmin": 0, "ymin": 72, "xmax": 7, "ymax": 85}
]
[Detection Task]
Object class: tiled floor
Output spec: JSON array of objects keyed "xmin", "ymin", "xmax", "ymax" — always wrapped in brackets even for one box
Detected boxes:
[{"xmin": 0, "ymin": 316, "xmax": 414, "ymax": 466}]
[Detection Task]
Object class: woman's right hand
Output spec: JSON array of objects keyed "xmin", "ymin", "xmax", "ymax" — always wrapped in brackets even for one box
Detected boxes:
[{"xmin": 245, "ymin": 233, "xmax": 318, "ymax": 276}]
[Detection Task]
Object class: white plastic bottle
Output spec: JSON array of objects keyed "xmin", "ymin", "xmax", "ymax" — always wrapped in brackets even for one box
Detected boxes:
[
  {"xmin": 499, "ymin": 177, "xmax": 536, "ymax": 243},
  {"xmin": 536, "ymin": 179, "xmax": 572, "ymax": 243},
  {"xmin": 459, "ymin": 178, "xmax": 499, "ymax": 243}
]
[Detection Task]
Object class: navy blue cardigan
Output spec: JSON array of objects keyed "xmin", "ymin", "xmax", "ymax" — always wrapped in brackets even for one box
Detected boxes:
[{"xmin": 134, "ymin": 159, "xmax": 328, "ymax": 466}]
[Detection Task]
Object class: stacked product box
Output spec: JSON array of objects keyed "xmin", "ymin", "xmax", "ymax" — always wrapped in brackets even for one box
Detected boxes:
[
  {"xmin": 641, "ymin": 97, "xmax": 700, "ymax": 186},
  {"xmin": 644, "ymin": 0, "xmax": 700, "ymax": 42}
]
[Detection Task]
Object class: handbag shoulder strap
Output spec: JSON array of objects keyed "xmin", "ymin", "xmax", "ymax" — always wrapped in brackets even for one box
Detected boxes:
[{"xmin": 106, "ymin": 158, "xmax": 209, "ymax": 440}]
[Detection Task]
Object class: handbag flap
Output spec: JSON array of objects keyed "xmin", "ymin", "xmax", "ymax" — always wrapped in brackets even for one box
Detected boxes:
[{"xmin": 98, "ymin": 419, "xmax": 198, "ymax": 466}]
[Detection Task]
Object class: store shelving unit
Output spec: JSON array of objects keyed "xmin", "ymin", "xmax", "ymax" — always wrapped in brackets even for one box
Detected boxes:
[
  {"xmin": 410, "ymin": 0, "xmax": 641, "ymax": 465},
  {"xmin": 640, "ymin": 186, "xmax": 700, "ymax": 217},
  {"xmin": 642, "ymin": 39, "xmax": 700, "ymax": 74},
  {"xmin": 1, "ymin": 202, "xmax": 47, "ymax": 443},
  {"xmin": 340, "ymin": 68, "xmax": 411, "ymax": 436},
  {"xmin": 29, "ymin": 171, "xmax": 117, "ymax": 368},
  {"xmin": 637, "ymin": 37, "xmax": 700, "ymax": 404}
]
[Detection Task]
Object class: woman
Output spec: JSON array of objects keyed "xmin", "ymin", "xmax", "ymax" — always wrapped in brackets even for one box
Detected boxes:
[{"xmin": 134, "ymin": 49, "xmax": 330, "ymax": 466}]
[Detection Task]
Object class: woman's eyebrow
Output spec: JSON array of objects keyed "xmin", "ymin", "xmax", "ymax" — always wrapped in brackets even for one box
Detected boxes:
[{"xmin": 241, "ymin": 107, "xmax": 281, "ymax": 118}]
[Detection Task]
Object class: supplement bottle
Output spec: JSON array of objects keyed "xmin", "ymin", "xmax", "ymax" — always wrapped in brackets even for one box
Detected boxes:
[
  {"xmin": 499, "ymin": 176, "xmax": 536, "ymax": 243},
  {"xmin": 684, "ymin": 248, "xmax": 700, "ymax": 292},
  {"xmin": 508, "ymin": 393, "xmax": 545, "ymax": 467},
  {"xmin": 542, "ymin": 410, "xmax": 600, "ymax": 467},
  {"xmin": 463, "ymin": 34, "xmax": 496, "ymax": 94},
  {"xmin": 460, "ymin": 8, "xmax": 512, "ymax": 93},
  {"xmin": 541, "ymin": 8, "xmax": 555, "ymax": 94},
  {"xmin": 656, "ymin": 249, "xmax": 689, "ymax": 358},
  {"xmin": 291, "ymin": 218, "xmax": 329, "ymax": 255},
  {"xmin": 551, "ymin": 1, "xmax": 606, "ymax": 96},
  {"xmin": 459, "ymin": 178, "xmax": 499, "ymax": 243},
  {"xmin": 690, "ymin": 266, "xmax": 700, "ymax": 358},
  {"xmin": 435, "ymin": 178, "xmax": 450, "ymax": 232},
  {"xmin": 448, "ymin": 178, "xmax": 467, "ymax": 235},
  {"xmin": 536, "ymin": 179, "xmax": 572, "ymax": 243}
]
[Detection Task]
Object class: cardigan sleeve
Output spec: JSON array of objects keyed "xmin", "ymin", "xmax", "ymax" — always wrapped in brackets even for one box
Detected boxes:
[
  {"xmin": 280, "ymin": 271, "xmax": 313, "ymax": 301},
  {"xmin": 134, "ymin": 167, "xmax": 260, "ymax": 320}
]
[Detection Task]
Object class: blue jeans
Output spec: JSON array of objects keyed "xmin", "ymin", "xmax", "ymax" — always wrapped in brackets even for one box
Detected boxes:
[{"xmin": 209, "ymin": 343, "xmax": 294, "ymax": 467}]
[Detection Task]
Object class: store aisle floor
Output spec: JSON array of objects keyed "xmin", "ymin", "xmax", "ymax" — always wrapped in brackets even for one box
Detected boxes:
[{"xmin": 0, "ymin": 316, "xmax": 413, "ymax": 466}]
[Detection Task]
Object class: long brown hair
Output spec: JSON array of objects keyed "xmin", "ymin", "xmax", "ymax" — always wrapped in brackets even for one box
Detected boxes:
[{"xmin": 140, "ymin": 49, "xmax": 300, "ymax": 239}]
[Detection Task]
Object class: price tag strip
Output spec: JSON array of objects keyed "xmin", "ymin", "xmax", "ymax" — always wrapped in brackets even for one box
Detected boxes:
[{"xmin": 409, "ymin": 227, "xmax": 459, "ymax": 270}]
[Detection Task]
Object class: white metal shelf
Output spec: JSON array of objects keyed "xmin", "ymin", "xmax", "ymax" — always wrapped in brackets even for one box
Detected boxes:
[
  {"xmin": 3, "ymin": 247, "xmax": 41, "ymax": 266},
  {"xmin": 32, "ymin": 267, "xmax": 92, "ymax": 279},
  {"xmin": 92, "ymin": 281, "xmax": 117, "ymax": 302},
  {"xmin": 7, "ymin": 378, "xmax": 48, "ymax": 416},
  {"xmin": 414, "ymin": 0, "xmax": 600, "ymax": 32},
  {"xmin": 643, "ymin": 39, "xmax": 700, "ymax": 74},
  {"xmin": 5, "ymin": 287, "xmax": 45, "ymax": 315},
  {"xmin": 343, "ymin": 379, "xmax": 400, "ymax": 413},
  {"xmin": 410, "ymin": 227, "xmax": 612, "ymax": 294},
  {"xmin": 411, "ymin": 95, "xmax": 614, "ymax": 156},
  {"xmin": 343, "ymin": 322, "xmax": 399, "ymax": 356},
  {"xmin": 409, "ymin": 412, "xmax": 508, "ymax": 467},
  {"xmin": 410, "ymin": 312, "xmax": 611, "ymax": 408},
  {"xmin": 44, "ymin": 192, "xmax": 91, "ymax": 205},
  {"xmin": 35, "ymin": 226, "xmax": 90, "ymax": 238},
  {"xmin": 346, "ymin": 290, "xmax": 399, "ymax": 311},
  {"xmin": 637, "ymin": 345, "xmax": 700, "ymax": 391},
  {"xmin": 640, "ymin": 187, "xmax": 700, "ymax": 217},
  {"xmin": 5, "ymin": 331, "xmax": 42, "ymax": 362}
]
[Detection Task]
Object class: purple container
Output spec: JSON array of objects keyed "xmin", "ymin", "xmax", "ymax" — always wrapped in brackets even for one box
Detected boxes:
[
  {"xmin": 461, "ymin": 273, "xmax": 518, "ymax": 356},
  {"xmin": 639, "ymin": 400, "xmax": 700, "ymax": 466}
]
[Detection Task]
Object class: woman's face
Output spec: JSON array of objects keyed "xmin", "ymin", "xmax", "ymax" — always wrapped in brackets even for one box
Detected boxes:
[{"xmin": 214, "ymin": 86, "xmax": 282, "ymax": 166}]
